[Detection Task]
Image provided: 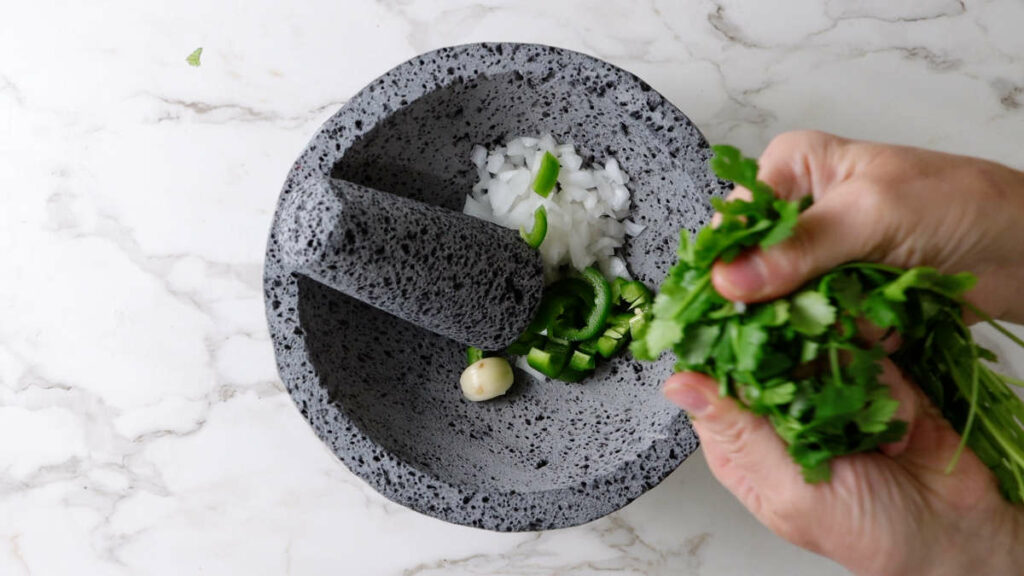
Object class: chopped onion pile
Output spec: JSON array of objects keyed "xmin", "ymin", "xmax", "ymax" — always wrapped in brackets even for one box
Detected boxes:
[{"xmin": 463, "ymin": 135, "xmax": 644, "ymax": 281}]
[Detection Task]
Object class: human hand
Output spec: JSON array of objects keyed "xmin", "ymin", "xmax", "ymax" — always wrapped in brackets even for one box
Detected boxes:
[
  {"xmin": 666, "ymin": 131, "xmax": 1024, "ymax": 575},
  {"xmin": 665, "ymin": 366, "xmax": 1024, "ymax": 576},
  {"xmin": 709, "ymin": 131, "xmax": 1024, "ymax": 324}
]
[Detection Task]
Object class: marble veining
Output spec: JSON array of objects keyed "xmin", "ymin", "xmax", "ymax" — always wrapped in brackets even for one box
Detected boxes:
[{"xmin": 2, "ymin": 0, "xmax": 1023, "ymax": 574}]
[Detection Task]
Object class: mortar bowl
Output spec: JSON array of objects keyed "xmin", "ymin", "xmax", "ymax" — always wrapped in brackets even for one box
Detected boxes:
[{"xmin": 264, "ymin": 42, "xmax": 726, "ymax": 531}]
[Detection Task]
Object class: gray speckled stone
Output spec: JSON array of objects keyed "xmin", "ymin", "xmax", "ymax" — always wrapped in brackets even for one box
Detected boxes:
[
  {"xmin": 276, "ymin": 177, "xmax": 542, "ymax": 349},
  {"xmin": 264, "ymin": 43, "xmax": 727, "ymax": 531}
]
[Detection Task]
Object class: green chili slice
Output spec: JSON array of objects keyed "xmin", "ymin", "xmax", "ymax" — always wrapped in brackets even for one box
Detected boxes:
[
  {"xmin": 532, "ymin": 151, "xmax": 560, "ymax": 197},
  {"xmin": 550, "ymin": 267, "xmax": 613, "ymax": 342},
  {"xmin": 466, "ymin": 346, "xmax": 484, "ymax": 365},
  {"xmin": 519, "ymin": 206, "xmax": 548, "ymax": 248}
]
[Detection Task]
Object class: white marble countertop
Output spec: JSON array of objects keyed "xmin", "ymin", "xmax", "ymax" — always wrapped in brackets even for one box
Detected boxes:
[{"xmin": 3, "ymin": 1, "xmax": 1024, "ymax": 574}]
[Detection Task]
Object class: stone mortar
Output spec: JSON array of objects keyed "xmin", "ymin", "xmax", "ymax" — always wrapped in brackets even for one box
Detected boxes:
[{"xmin": 264, "ymin": 42, "xmax": 727, "ymax": 531}]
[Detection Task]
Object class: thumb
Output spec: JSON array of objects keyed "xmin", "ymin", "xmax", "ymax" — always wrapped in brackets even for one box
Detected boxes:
[
  {"xmin": 710, "ymin": 187, "xmax": 889, "ymax": 302},
  {"xmin": 663, "ymin": 372, "xmax": 809, "ymax": 519}
]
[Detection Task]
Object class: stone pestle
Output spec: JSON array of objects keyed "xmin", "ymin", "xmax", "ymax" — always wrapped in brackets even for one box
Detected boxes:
[{"xmin": 275, "ymin": 176, "xmax": 544, "ymax": 350}]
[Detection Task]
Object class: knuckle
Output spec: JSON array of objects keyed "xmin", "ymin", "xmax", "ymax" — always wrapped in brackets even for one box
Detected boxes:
[{"xmin": 760, "ymin": 131, "xmax": 846, "ymax": 200}]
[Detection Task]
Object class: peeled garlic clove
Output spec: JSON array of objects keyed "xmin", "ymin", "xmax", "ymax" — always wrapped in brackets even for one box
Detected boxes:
[{"xmin": 460, "ymin": 357, "xmax": 514, "ymax": 401}]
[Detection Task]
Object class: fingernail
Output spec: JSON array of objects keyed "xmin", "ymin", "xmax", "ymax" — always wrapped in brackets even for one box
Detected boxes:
[
  {"xmin": 717, "ymin": 251, "xmax": 768, "ymax": 298},
  {"xmin": 663, "ymin": 380, "xmax": 710, "ymax": 416}
]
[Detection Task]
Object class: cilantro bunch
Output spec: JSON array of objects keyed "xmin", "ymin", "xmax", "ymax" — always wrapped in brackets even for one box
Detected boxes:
[{"xmin": 632, "ymin": 146, "xmax": 1024, "ymax": 501}]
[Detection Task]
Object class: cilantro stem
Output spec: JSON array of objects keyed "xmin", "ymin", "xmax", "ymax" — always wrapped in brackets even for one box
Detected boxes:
[
  {"xmin": 975, "ymin": 411, "xmax": 1024, "ymax": 469},
  {"xmin": 828, "ymin": 344, "xmax": 843, "ymax": 388},
  {"xmin": 1002, "ymin": 373, "xmax": 1024, "ymax": 388},
  {"xmin": 1009, "ymin": 460, "xmax": 1024, "ymax": 502},
  {"xmin": 671, "ymin": 273, "xmax": 712, "ymax": 321},
  {"xmin": 728, "ymin": 321, "xmax": 740, "ymax": 362},
  {"xmin": 685, "ymin": 274, "xmax": 713, "ymax": 309},
  {"xmin": 943, "ymin": 341, "xmax": 979, "ymax": 474},
  {"xmin": 962, "ymin": 301, "xmax": 1024, "ymax": 350}
]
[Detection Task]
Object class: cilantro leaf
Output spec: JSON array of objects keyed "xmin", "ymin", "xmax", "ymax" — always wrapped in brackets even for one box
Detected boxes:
[
  {"xmin": 756, "ymin": 349, "xmax": 796, "ymax": 379},
  {"xmin": 759, "ymin": 198, "xmax": 803, "ymax": 247},
  {"xmin": 676, "ymin": 229, "xmax": 695, "ymax": 264},
  {"xmin": 855, "ymin": 388, "xmax": 902, "ymax": 433},
  {"xmin": 800, "ymin": 340, "xmax": 821, "ymax": 363},
  {"xmin": 710, "ymin": 145, "xmax": 758, "ymax": 190},
  {"xmin": 710, "ymin": 144, "xmax": 774, "ymax": 201},
  {"xmin": 641, "ymin": 318, "xmax": 684, "ymax": 357},
  {"xmin": 676, "ymin": 324, "xmax": 722, "ymax": 366},
  {"xmin": 692, "ymin": 219, "xmax": 772, "ymax": 267},
  {"xmin": 789, "ymin": 442, "xmax": 834, "ymax": 482},
  {"xmin": 814, "ymin": 381, "xmax": 868, "ymax": 421},
  {"xmin": 882, "ymin": 267, "xmax": 977, "ymax": 302},
  {"xmin": 751, "ymin": 300, "xmax": 790, "ymax": 327},
  {"xmin": 861, "ymin": 292, "xmax": 905, "ymax": 331},
  {"xmin": 761, "ymin": 381, "xmax": 797, "ymax": 405},
  {"xmin": 847, "ymin": 345, "xmax": 884, "ymax": 387},
  {"xmin": 711, "ymin": 196, "xmax": 766, "ymax": 219},
  {"xmin": 824, "ymin": 271, "xmax": 864, "ymax": 311},
  {"xmin": 789, "ymin": 290, "xmax": 837, "ymax": 336},
  {"xmin": 735, "ymin": 323, "xmax": 768, "ymax": 372}
]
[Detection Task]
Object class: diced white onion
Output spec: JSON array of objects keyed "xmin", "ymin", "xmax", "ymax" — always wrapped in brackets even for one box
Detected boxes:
[
  {"xmin": 471, "ymin": 145, "xmax": 487, "ymax": 168},
  {"xmin": 605, "ymin": 158, "xmax": 625, "ymax": 185},
  {"xmin": 463, "ymin": 134, "xmax": 643, "ymax": 282},
  {"xmin": 486, "ymin": 153, "xmax": 504, "ymax": 174},
  {"xmin": 623, "ymin": 219, "xmax": 646, "ymax": 237}
]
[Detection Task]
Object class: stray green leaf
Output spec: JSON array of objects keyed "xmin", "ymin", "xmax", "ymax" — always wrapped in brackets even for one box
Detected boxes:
[{"xmin": 186, "ymin": 47, "xmax": 203, "ymax": 67}]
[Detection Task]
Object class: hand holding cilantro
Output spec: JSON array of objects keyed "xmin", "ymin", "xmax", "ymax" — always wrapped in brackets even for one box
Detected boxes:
[{"xmin": 644, "ymin": 131, "xmax": 1024, "ymax": 575}]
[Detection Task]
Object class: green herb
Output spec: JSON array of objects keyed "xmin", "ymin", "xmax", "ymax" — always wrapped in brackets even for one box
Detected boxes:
[
  {"xmin": 519, "ymin": 206, "xmax": 548, "ymax": 248},
  {"xmin": 186, "ymin": 47, "xmax": 203, "ymax": 67},
  {"xmin": 634, "ymin": 145, "xmax": 1024, "ymax": 501},
  {"xmin": 532, "ymin": 151, "xmax": 560, "ymax": 197}
]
